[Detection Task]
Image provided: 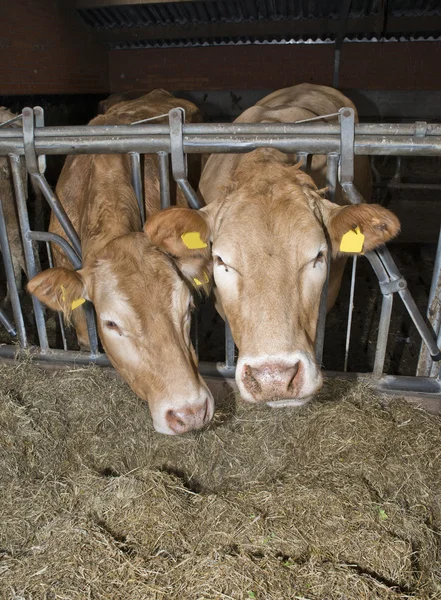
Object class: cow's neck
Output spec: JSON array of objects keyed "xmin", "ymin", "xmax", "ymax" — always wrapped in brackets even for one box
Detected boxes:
[{"xmin": 80, "ymin": 154, "xmax": 141, "ymax": 265}]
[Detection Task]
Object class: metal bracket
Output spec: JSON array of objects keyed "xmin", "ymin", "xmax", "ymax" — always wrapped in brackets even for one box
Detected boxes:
[
  {"xmin": 169, "ymin": 108, "xmax": 204, "ymax": 210},
  {"xmin": 415, "ymin": 121, "xmax": 428, "ymax": 138},
  {"xmin": 378, "ymin": 276, "xmax": 407, "ymax": 295},
  {"xmin": 339, "ymin": 107, "xmax": 364, "ymax": 205},
  {"xmin": 33, "ymin": 107, "xmax": 46, "ymax": 175}
]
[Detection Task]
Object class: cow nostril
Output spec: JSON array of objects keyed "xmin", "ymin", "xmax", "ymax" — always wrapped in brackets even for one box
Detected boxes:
[
  {"xmin": 166, "ymin": 409, "xmax": 186, "ymax": 433},
  {"xmin": 287, "ymin": 362, "xmax": 300, "ymax": 390},
  {"xmin": 243, "ymin": 365, "xmax": 262, "ymax": 395}
]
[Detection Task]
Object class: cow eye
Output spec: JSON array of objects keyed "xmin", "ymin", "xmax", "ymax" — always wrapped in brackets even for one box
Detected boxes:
[
  {"xmin": 105, "ymin": 320, "xmax": 122, "ymax": 335},
  {"xmin": 214, "ymin": 255, "xmax": 230, "ymax": 272},
  {"xmin": 313, "ymin": 250, "xmax": 326, "ymax": 267}
]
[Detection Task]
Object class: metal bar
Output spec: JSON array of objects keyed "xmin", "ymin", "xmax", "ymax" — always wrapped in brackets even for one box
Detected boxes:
[
  {"xmin": 0, "ymin": 343, "xmax": 438, "ymax": 396},
  {"xmin": 417, "ymin": 225, "xmax": 441, "ymax": 376},
  {"xmin": 9, "ymin": 154, "xmax": 48, "ymax": 350},
  {"xmin": 2, "ymin": 122, "xmax": 441, "ymax": 137},
  {"xmin": 0, "ymin": 308, "xmax": 16, "ymax": 337},
  {"xmin": 130, "ymin": 152, "xmax": 145, "ymax": 225},
  {"xmin": 26, "ymin": 231, "xmax": 81, "ymax": 269},
  {"xmin": 0, "ymin": 190, "xmax": 27, "ymax": 346},
  {"xmin": 46, "ymin": 241, "xmax": 68, "ymax": 352},
  {"xmin": 21, "ymin": 109, "xmax": 82, "ymax": 257},
  {"xmin": 378, "ymin": 246, "xmax": 440, "ymax": 359},
  {"xmin": 4, "ymin": 133, "xmax": 441, "ymax": 157},
  {"xmin": 34, "ymin": 107, "xmax": 46, "ymax": 176},
  {"xmin": 326, "ymin": 153, "xmax": 339, "ymax": 203},
  {"xmin": 26, "ymin": 234, "xmax": 99, "ymax": 357},
  {"xmin": 344, "ymin": 255, "xmax": 357, "ymax": 372},
  {"xmin": 373, "ymin": 292, "xmax": 393, "ymax": 378},
  {"xmin": 169, "ymin": 108, "xmax": 203, "ymax": 209},
  {"xmin": 374, "ymin": 182, "xmax": 441, "ymax": 191},
  {"xmin": 158, "ymin": 152, "xmax": 170, "ymax": 210},
  {"xmin": 225, "ymin": 319, "xmax": 235, "ymax": 369}
]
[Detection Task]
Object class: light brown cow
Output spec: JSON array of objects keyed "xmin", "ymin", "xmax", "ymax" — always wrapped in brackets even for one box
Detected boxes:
[
  {"xmin": 27, "ymin": 90, "xmax": 214, "ymax": 435},
  {"xmin": 0, "ymin": 107, "xmax": 27, "ymax": 297},
  {"xmin": 193, "ymin": 83, "xmax": 400, "ymax": 406}
]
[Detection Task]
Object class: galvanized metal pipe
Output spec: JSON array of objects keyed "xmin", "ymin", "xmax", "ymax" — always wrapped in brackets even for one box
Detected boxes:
[
  {"xmin": 9, "ymin": 154, "xmax": 48, "ymax": 350},
  {"xmin": 225, "ymin": 319, "xmax": 235, "ymax": 369},
  {"xmin": 2, "ymin": 122, "xmax": 441, "ymax": 138},
  {"xmin": 0, "ymin": 308, "xmax": 16, "ymax": 337},
  {"xmin": 46, "ymin": 241, "xmax": 68, "ymax": 352},
  {"xmin": 158, "ymin": 152, "xmax": 170, "ymax": 210},
  {"xmin": 0, "ymin": 189, "xmax": 27, "ymax": 347},
  {"xmin": 130, "ymin": 152, "xmax": 145, "ymax": 225}
]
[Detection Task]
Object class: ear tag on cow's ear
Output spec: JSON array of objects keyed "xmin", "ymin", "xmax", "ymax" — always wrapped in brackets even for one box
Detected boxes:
[
  {"xmin": 193, "ymin": 272, "xmax": 210, "ymax": 286},
  {"xmin": 71, "ymin": 297, "xmax": 86, "ymax": 310},
  {"xmin": 59, "ymin": 285, "xmax": 86, "ymax": 310},
  {"xmin": 340, "ymin": 226, "xmax": 365, "ymax": 253},
  {"xmin": 181, "ymin": 231, "xmax": 207, "ymax": 250}
]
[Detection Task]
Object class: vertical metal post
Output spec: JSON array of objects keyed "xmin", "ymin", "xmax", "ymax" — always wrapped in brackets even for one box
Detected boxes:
[
  {"xmin": 343, "ymin": 255, "xmax": 357, "ymax": 372},
  {"xmin": 158, "ymin": 151, "xmax": 171, "ymax": 210},
  {"xmin": 22, "ymin": 108, "xmax": 82, "ymax": 257},
  {"xmin": 417, "ymin": 225, "xmax": 441, "ymax": 376},
  {"xmin": 10, "ymin": 154, "xmax": 48, "ymax": 350},
  {"xmin": 373, "ymin": 293, "xmax": 393, "ymax": 377},
  {"xmin": 0, "ymin": 186, "xmax": 27, "ymax": 347},
  {"xmin": 130, "ymin": 152, "xmax": 145, "ymax": 226},
  {"xmin": 169, "ymin": 108, "xmax": 203, "ymax": 210},
  {"xmin": 225, "ymin": 319, "xmax": 235, "ymax": 369},
  {"xmin": 46, "ymin": 241, "xmax": 68, "ymax": 352},
  {"xmin": 326, "ymin": 153, "xmax": 339, "ymax": 202}
]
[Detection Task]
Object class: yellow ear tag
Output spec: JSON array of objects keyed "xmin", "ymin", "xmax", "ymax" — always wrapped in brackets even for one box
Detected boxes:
[
  {"xmin": 340, "ymin": 226, "xmax": 365, "ymax": 253},
  {"xmin": 193, "ymin": 272, "xmax": 210, "ymax": 286},
  {"xmin": 59, "ymin": 285, "xmax": 85, "ymax": 310},
  {"xmin": 181, "ymin": 231, "xmax": 208, "ymax": 250},
  {"xmin": 71, "ymin": 297, "xmax": 86, "ymax": 310}
]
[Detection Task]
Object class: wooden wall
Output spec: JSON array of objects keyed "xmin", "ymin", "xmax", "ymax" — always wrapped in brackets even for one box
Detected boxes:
[
  {"xmin": 109, "ymin": 42, "xmax": 441, "ymax": 92},
  {"xmin": 2, "ymin": 0, "xmax": 108, "ymax": 94}
]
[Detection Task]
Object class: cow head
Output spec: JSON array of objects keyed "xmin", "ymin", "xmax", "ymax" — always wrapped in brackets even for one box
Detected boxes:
[
  {"xmin": 199, "ymin": 149, "xmax": 400, "ymax": 405},
  {"xmin": 27, "ymin": 208, "xmax": 214, "ymax": 435}
]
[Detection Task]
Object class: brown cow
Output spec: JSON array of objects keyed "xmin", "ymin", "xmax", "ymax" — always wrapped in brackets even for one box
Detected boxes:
[
  {"xmin": 28, "ymin": 90, "xmax": 214, "ymax": 435},
  {"xmin": 98, "ymin": 90, "xmax": 146, "ymax": 115},
  {"xmin": 189, "ymin": 83, "xmax": 399, "ymax": 406}
]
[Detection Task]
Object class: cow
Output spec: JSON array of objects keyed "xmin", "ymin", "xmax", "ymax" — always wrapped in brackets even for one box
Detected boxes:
[
  {"xmin": 187, "ymin": 83, "xmax": 399, "ymax": 406},
  {"xmin": 98, "ymin": 90, "xmax": 146, "ymax": 115},
  {"xmin": 27, "ymin": 89, "xmax": 214, "ymax": 435}
]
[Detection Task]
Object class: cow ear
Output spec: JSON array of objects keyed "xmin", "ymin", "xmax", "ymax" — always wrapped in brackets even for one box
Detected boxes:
[
  {"xmin": 144, "ymin": 207, "xmax": 212, "ymax": 285},
  {"xmin": 27, "ymin": 267, "xmax": 88, "ymax": 321},
  {"xmin": 322, "ymin": 201, "xmax": 401, "ymax": 256}
]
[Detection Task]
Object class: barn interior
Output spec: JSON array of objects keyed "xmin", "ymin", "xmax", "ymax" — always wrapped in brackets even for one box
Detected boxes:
[
  {"xmin": 1, "ymin": 2, "xmax": 441, "ymax": 598},
  {"xmin": 2, "ymin": 0, "xmax": 441, "ymax": 375}
]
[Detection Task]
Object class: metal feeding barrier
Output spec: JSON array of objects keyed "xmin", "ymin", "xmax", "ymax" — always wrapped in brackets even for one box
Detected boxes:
[{"xmin": 0, "ymin": 106, "xmax": 440, "ymax": 397}]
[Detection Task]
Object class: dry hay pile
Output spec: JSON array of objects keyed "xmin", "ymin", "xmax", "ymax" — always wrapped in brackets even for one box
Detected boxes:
[{"xmin": 0, "ymin": 361, "xmax": 440, "ymax": 600}]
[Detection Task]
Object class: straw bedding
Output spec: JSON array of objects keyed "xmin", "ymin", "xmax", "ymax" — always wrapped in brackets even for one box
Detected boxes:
[{"xmin": 0, "ymin": 361, "xmax": 440, "ymax": 599}]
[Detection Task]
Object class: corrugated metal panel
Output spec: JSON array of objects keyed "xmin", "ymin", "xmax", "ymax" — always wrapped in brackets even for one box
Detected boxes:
[{"xmin": 77, "ymin": 0, "xmax": 441, "ymax": 48}]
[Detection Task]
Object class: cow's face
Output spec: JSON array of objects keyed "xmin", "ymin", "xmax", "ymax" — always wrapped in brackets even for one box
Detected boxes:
[
  {"xmin": 28, "ymin": 209, "xmax": 214, "ymax": 435},
  {"xmin": 201, "ymin": 153, "xmax": 400, "ymax": 405}
]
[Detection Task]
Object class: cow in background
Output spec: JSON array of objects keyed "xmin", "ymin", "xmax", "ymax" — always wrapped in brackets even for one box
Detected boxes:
[{"xmin": 28, "ymin": 90, "xmax": 214, "ymax": 435}]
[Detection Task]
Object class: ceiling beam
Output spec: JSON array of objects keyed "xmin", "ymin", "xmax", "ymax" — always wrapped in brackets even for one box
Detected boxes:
[{"xmin": 92, "ymin": 16, "xmax": 441, "ymax": 45}]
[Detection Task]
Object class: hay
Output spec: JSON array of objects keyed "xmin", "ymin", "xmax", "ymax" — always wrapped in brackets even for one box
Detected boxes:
[{"xmin": 0, "ymin": 361, "xmax": 440, "ymax": 599}]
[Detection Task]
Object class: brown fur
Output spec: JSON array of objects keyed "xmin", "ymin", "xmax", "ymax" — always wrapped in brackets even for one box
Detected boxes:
[
  {"xmin": 27, "ymin": 91, "xmax": 213, "ymax": 433},
  {"xmin": 194, "ymin": 83, "xmax": 400, "ymax": 402}
]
